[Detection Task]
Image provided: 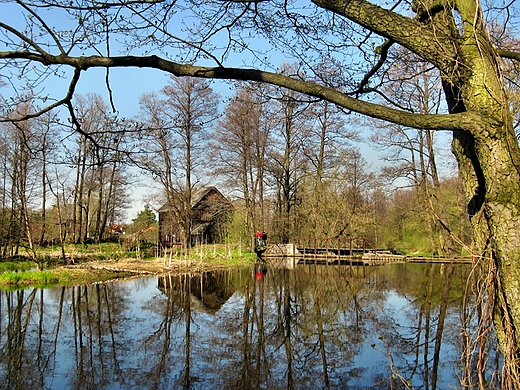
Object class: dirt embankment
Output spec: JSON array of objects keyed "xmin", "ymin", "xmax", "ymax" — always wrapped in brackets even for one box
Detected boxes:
[
  {"xmin": 0, "ymin": 246, "xmax": 256, "ymax": 288},
  {"xmin": 67, "ymin": 258, "xmax": 235, "ymax": 274}
]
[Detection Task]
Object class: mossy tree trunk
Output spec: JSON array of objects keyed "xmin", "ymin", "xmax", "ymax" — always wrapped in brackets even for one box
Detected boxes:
[{"xmin": 436, "ymin": 0, "xmax": 520, "ymax": 380}]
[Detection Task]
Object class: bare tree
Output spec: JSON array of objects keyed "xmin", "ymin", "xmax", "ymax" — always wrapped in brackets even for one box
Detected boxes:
[
  {"xmin": 301, "ymin": 85, "xmax": 360, "ymax": 238},
  {"xmin": 70, "ymin": 94, "xmax": 128, "ymax": 244},
  {"xmin": 2, "ymin": 101, "xmax": 41, "ymax": 266},
  {"xmin": 211, "ymin": 84, "xmax": 270, "ymax": 240},
  {"xmin": 34, "ymin": 112, "xmax": 58, "ymax": 246},
  {"xmin": 370, "ymin": 55, "xmax": 461, "ymax": 256},
  {"xmin": 266, "ymin": 65, "xmax": 313, "ymax": 243},
  {"xmin": 139, "ymin": 76, "xmax": 220, "ymax": 248}
]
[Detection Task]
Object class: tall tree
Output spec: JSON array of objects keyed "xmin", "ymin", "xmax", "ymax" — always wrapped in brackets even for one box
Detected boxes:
[
  {"xmin": 139, "ymin": 76, "xmax": 220, "ymax": 248},
  {"xmin": 370, "ymin": 52, "xmax": 459, "ymax": 256},
  {"xmin": 3, "ymin": 101, "xmax": 40, "ymax": 265},
  {"xmin": 1, "ymin": 0, "xmax": 520, "ymax": 382},
  {"xmin": 267, "ymin": 65, "xmax": 312, "ymax": 243},
  {"xmin": 70, "ymin": 94, "xmax": 128, "ymax": 243},
  {"xmin": 298, "ymin": 60, "xmax": 361, "ymax": 239},
  {"xmin": 34, "ymin": 112, "xmax": 58, "ymax": 246},
  {"xmin": 211, "ymin": 84, "xmax": 270, "ymax": 239}
]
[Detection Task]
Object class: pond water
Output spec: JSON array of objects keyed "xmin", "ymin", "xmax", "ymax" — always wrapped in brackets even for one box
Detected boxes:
[{"xmin": 0, "ymin": 262, "xmax": 500, "ymax": 389}]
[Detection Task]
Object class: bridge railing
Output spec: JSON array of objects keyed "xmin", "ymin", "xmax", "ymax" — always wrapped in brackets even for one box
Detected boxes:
[{"xmin": 291, "ymin": 237, "xmax": 377, "ymax": 255}]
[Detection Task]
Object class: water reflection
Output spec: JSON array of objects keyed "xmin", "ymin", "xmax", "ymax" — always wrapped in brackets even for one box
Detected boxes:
[{"xmin": 0, "ymin": 262, "xmax": 498, "ymax": 389}]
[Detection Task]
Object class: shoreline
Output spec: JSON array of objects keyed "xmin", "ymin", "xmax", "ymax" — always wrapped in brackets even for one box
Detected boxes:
[{"xmin": 0, "ymin": 256, "xmax": 256, "ymax": 289}]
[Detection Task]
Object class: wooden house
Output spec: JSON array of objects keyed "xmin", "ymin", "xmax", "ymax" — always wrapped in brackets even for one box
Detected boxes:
[{"xmin": 158, "ymin": 187, "xmax": 234, "ymax": 247}]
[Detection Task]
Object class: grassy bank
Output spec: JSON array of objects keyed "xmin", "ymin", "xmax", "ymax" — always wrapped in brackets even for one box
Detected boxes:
[
  {"xmin": 0, "ymin": 243, "xmax": 256, "ymax": 289},
  {"xmin": 0, "ymin": 268, "xmax": 135, "ymax": 289}
]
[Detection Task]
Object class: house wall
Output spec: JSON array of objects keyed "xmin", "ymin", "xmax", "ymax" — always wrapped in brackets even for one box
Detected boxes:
[
  {"xmin": 158, "ymin": 188, "xmax": 233, "ymax": 247},
  {"xmin": 158, "ymin": 210, "xmax": 182, "ymax": 246}
]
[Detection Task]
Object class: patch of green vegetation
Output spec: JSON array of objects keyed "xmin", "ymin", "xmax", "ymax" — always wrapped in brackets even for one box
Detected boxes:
[
  {"xmin": 189, "ymin": 245, "xmax": 256, "ymax": 266},
  {"xmin": 209, "ymin": 254, "xmax": 256, "ymax": 267},
  {"xmin": 0, "ymin": 261, "xmax": 35, "ymax": 272},
  {"xmin": 0, "ymin": 270, "xmax": 59, "ymax": 288},
  {"xmin": 396, "ymin": 226, "xmax": 432, "ymax": 255},
  {"xmin": 404, "ymin": 251, "xmax": 435, "ymax": 257},
  {"xmin": 30, "ymin": 242, "xmax": 149, "ymax": 264},
  {"xmin": 0, "ymin": 242, "xmax": 256, "ymax": 289}
]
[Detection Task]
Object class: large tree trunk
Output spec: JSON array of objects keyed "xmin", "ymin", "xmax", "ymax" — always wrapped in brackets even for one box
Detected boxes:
[
  {"xmin": 453, "ymin": 120, "xmax": 520, "ymax": 373},
  {"xmin": 453, "ymin": 119, "xmax": 520, "ymax": 386},
  {"xmin": 444, "ymin": 0, "xmax": 520, "ymax": 381}
]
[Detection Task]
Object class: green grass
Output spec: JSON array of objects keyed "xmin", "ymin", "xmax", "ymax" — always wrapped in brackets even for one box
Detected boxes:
[
  {"xmin": 30, "ymin": 242, "xmax": 156, "ymax": 263},
  {"xmin": 0, "ymin": 242, "xmax": 255, "ymax": 289},
  {"xmin": 0, "ymin": 242, "xmax": 140, "ymax": 288},
  {"xmin": 0, "ymin": 261, "xmax": 35, "ymax": 272},
  {"xmin": 0, "ymin": 270, "xmax": 59, "ymax": 288},
  {"xmin": 184, "ymin": 244, "xmax": 256, "ymax": 266}
]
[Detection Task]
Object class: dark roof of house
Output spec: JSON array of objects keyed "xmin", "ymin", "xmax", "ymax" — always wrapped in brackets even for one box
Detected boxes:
[
  {"xmin": 191, "ymin": 186, "xmax": 218, "ymax": 207},
  {"xmin": 158, "ymin": 186, "xmax": 232, "ymax": 212}
]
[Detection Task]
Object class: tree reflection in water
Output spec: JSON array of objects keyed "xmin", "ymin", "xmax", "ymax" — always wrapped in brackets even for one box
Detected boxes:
[{"xmin": 0, "ymin": 262, "xmax": 500, "ymax": 389}]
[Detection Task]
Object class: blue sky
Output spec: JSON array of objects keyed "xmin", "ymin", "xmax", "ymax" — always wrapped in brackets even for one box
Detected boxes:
[
  {"xmin": 71, "ymin": 65, "xmax": 238, "ymax": 119},
  {"xmin": 0, "ymin": 0, "xmax": 458, "ymax": 222}
]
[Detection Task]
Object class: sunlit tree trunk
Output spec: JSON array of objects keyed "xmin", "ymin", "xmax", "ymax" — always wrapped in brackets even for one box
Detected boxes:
[
  {"xmin": 39, "ymin": 129, "xmax": 48, "ymax": 246},
  {"xmin": 73, "ymin": 136, "xmax": 88, "ymax": 244},
  {"xmin": 432, "ymin": 1, "xmax": 520, "ymax": 377},
  {"xmin": 98, "ymin": 159, "xmax": 120, "ymax": 241}
]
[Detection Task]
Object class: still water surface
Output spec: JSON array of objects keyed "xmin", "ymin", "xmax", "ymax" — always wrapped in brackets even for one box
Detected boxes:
[{"xmin": 0, "ymin": 262, "xmax": 498, "ymax": 389}]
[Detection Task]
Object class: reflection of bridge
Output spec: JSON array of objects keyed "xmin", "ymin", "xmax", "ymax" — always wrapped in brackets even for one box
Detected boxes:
[{"xmin": 262, "ymin": 237, "xmax": 473, "ymax": 268}]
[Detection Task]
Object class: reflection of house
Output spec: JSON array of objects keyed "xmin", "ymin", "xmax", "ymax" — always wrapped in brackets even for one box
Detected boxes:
[
  {"xmin": 157, "ymin": 271, "xmax": 236, "ymax": 314},
  {"xmin": 158, "ymin": 186, "xmax": 234, "ymax": 247}
]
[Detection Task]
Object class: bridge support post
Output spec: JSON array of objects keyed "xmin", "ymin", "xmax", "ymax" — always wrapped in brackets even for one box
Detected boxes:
[{"xmin": 286, "ymin": 243, "xmax": 298, "ymax": 269}]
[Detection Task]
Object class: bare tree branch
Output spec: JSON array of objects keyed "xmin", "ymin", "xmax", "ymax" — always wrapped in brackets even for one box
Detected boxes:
[
  {"xmin": 0, "ymin": 50, "xmax": 492, "ymax": 132},
  {"xmin": 1, "ymin": 67, "xmax": 82, "ymax": 122},
  {"xmin": 500, "ymin": 49, "xmax": 520, "ymax": 62}
]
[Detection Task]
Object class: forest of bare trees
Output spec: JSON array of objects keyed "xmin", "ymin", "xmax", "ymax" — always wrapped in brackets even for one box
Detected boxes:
[
  {"xmin": 0, "ymin": 75, "xmax": 467, "ymax": 260},
  {"xmin": 0, "ymin": 93, "xmax": 130, "ymax": 261}
]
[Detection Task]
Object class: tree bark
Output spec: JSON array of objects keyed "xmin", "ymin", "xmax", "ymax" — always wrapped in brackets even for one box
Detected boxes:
[{"xmin": 442, "ymin": 0, "xmax": 520, "ymax": 378}]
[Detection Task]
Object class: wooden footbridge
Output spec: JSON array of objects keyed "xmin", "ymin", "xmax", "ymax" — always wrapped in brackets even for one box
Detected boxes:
[{"xmin": 260, "ymin": 237, "xmax": 473, "ymax": 268}]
